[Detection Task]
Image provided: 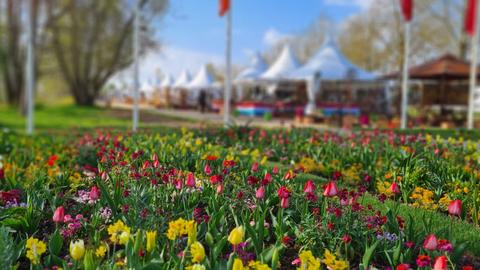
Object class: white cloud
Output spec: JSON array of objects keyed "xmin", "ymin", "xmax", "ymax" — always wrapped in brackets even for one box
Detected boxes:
[
  {"xmin": 324, "ymin": 0, "xmax": 373, "ymax": 10},
  {"xmin": 111, "ymin": 46, "xmax": 222, "ymax": 85},
  {"xmin": 263, "ymin": 28, "xmax": 292, "ymax": 47}
]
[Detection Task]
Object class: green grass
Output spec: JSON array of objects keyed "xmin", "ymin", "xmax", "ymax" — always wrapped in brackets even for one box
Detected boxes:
[{"xmin": 0, "ymin": 104, "xmax": 192, "ymax": 133}]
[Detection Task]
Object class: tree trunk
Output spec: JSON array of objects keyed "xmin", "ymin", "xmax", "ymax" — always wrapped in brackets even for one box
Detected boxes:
[{"xmin": 70, "ymin": 83, "xmax": 97, "ymax": 106}]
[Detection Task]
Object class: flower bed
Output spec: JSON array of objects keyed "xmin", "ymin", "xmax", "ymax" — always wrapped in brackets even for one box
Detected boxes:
[{"xmin": 0, "ymin": 128, "xmax": 478, "ymax": 269}]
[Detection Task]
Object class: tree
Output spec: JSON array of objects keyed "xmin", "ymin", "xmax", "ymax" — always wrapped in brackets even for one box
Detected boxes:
[{"xmin": 45, "ymin": 0, "xmax": 168, "ymax": 106}]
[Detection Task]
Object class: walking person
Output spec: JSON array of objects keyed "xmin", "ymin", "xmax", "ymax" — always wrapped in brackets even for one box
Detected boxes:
[{"xmin": 198, "ymin": 89, "xmax": 207, "ymax": 113}]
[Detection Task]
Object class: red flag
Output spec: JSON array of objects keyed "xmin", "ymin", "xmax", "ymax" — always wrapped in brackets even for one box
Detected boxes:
[
  {"xmin": 400, "ymin": 0, "xmax": 413, "ymax": 22},
  {"xmin": 465, "ymin": 0, "xmax": 478, "ymax": 37},
  {"xmin": 219, "ymin": 0, "xmax": 230, "ymax": 17}
]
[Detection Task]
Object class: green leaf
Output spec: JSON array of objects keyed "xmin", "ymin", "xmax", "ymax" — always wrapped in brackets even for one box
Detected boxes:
[{"xmin": 49, "ymin": 229, "xmax": 63, "ymax": 256}]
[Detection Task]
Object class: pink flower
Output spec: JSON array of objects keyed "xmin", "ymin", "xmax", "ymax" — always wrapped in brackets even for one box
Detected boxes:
[
  {"xmin": 438, "ymin": 239, "xmax": 453, "ymax": 252},
  {"xmin": 342, "ymin": 234, "xmax": 352, "ymax": 244},
  {"xmin": 433, "ymin": 255, "xmax": 447, "ymax": 270},
  {"xmin": 52, "ymin": 206, "xmax": 65, "ymax": 223},
  {"xmin": 251, "ymin": 162, "xmax": 259, "ymax": 172},
  {"xmin": 416, "ymin": 255, "xmax": 431, "ymax": 268},
  {"xmin": 280, "ymin": 197, "xmax": 289, "ymax": 208},
  {"xmin": 303, "ymin": 180, "xmax": 316, "ymax": 194},
  {"xmin": 390, "ymin": 182, "xmax": 400, "ymax": 194},
  {"xmin": 175, "ymin": 179, "xmax": 183, "ymax": 190},
  {"xmin": 277, "ymin": 186, "xmax": 290, "ymax": 199},
  {"xmin": 323, "ymin": 181, "xmax": 338, "ymax": 197},
  {"xmin": 272, "ymin": 166, "xmax": 279, "ymax": 175},
  {"xmin": 423, "ymin": 234, "xmax": 438, "ymax": 250},
  {"xmin": 64, "ymin": 214, "xmax": 73, "ymax": 223},
  {"xmin": 291, "ymin": 258, "xmax": 301, "ymax": 266},
  {"xmin": 186, "ymin": 172, "xmax": 196, "ymax": 187},
  {"xmin": 396, "ymin": 263, "xmax": 410, "ymax": 270},
  {"xmin": 255, "ymin": 186, "xmax": 265, "ymax": 200},
  {"xmin": 204, "ymin": 164, "xmax": 212, "ymax": 175},
  {"xmin": 216, "ymin": 184, "xmax": 224, "ymax": 194},
  {"xmin": 89, "ymin": 186, "xmax": 100, "ymax": 201},
  {"xmin": 448, "ymin": 200, "xmax": 462, "ymax": 216}
]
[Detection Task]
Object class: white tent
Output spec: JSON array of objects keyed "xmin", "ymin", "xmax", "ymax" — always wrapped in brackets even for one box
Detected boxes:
[
  {"xmin": 236, "ymin": 52, "xmax": 267, "ymax": 82},
  {"xmin": 188, "ymin": 65, "xmax": 215, "ymax": 89},
  {"xmin": 161, "ymin": 74, "xmax": 175, "ymax": 88},
  {"xmin": 173, "ymin": 69, "xmax": 192, "ymax": 88},
  {"xmin": 261, "ymin": 45, "xmax": 300, "ymax": 81},
  {"xmin": 290, "ymin": 37, "xmax": 375, "ymax": 81}
]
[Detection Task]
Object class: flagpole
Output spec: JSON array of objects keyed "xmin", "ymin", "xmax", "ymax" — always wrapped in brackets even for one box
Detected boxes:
[
  {"xmin": 400, "ymin": 21, "xmax": 410, "ymax": 129},
  {"xmin": 132, "ymin": 0, "xmax": 140, "ymax": 132},
  {"xmin": 224, "ymin": 4, "xmax": 232, "ymax": 127},
  {"xmin": 25, "ymin": 0, "xmax": 35, "ymax": 135},
  {"xmin": 467, "ymin": 0, "xmax": 480, "ymax": 130}
]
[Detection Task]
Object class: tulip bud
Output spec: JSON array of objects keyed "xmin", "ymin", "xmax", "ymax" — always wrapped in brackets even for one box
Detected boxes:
[
  {"xmin": 216, "ymin": 184, "xmax": 224, "ymax": 194},
  {"xmin": 89, "ymin": 186, "xmax": 100, "ymax": 201},
  {"xmin": 323, "ymin": 181, "xmax": 338, "ymax": 197},
  {"xmin": 186, "ymin": 172, "xmax": 196, "ymax": 187},
  {"xmin": 390, "ymin": 182, "xmax": 400, "ymax": 194},
  {"xmin": 423, "ymin": 234, "xmax": 438, "ymax": 250},
  {"xmin": 448, "ymin": 200, "xmax": 462, "ymax": 216},
  {"xmin": 280, "ymin": 197, "xmax": 289, "ymax": 208},
  {"xmin": 433, "ymin": 255, "xmax": 447, "ymax": 270},
  {"xmin": 53, "ymin": 206, "xmax": 65, "ymax": 223},
  {"xmin": 256, "ymin": 186, "xmax": 265, "ymax": 200},
  {"xmin": 205, "ymin": 232, "xmax": 214, "ymax": 247},
  {"xmin": 204, "ymin": 164, "xmax": 212, "ymax": 175}
]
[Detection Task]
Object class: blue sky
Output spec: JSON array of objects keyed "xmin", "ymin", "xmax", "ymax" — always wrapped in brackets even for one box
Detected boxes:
[{"xmin": 133, "ymin": 0, "xmax": 372, "ymax": 83}]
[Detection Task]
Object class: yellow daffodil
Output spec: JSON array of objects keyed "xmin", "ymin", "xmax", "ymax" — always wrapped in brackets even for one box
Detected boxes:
[
  {"xmin": 187, "ymin": 220, "xmax": 197, "ymax": 245},
  {"xmin": 190, "ymin": 241, "xmax": 205, "ymax": 263},
  {"xmin": 146, "ymin": 230, "xmax": 157, "ymax": 252},
  {"xmin": 228, "ymin": 226, "xmax": 244, "ymax": 245},
  {"xmin": 95, "ymin": 244, "xmax": 107, "ymax": 258},
  {"xmin": 69, "ymin": 239, "xmax": 85, "ymax": 261},
  {"xmin": 25, "ymin": 237, "xmax": 47, "ymax": 265},
  {"xmin": 186, "ymin": 264, "xmax": 206, "ymax": 270},
  {"xmin": 298, "ymin": 250, "xmax": 321, "ymax": 270},
  {"xmin": 249, "ymin": 260, "xmax": 272, "ymax": 270},
  {"xmin": 107, "ymin": 220, "xmax": 131, "ymax": 244}
]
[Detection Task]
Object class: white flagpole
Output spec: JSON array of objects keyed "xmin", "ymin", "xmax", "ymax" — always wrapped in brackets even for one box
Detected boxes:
[
  {"xmin": 25, "ymin": 0, "xmax": 35, "ymax": 135},
  {"xmin": 132, "ymin": 0, "xmax": 140, "ymax": 132},
  {"xmin": 400, "ymin": 21, "xmax": 411, "ymax": 129},
  {"xmin": 223, "ymin": 5, "xmax": 232, "ymax": 127},
  {"xmin": 467, "ymin": 0, "xmax": 480, "ymax": 130}
]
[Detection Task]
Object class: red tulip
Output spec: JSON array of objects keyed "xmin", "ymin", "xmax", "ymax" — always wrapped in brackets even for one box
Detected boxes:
[
  {"xmin": 433, "ymin": 255, "xmax": 447, "ymax": 270},
  {"xmin": 448, "ymin": 200, "xmax": 462, "ymax": 216},
  {"xmin": 255, "ymin": 186, "xmax": 265, "ymax": 200},
  {"xmin": 396, "ymin": 264, "xmax": 410, "ymax": 270},
  {"xmin": 204, "ymin": 164, "xmax": 212, "ymax": 175},
  {"xmin": 283, "ymin": 170, "xmax": 294, "ymax": 180},
  {"xmin": 342, "ymin": 234, "xmax": 352, "ymax": 244},
  {"xmin": 280, "ymin": 197, "xmax": 289, "ymax": 208},
  {"xmin": 390, "ymin": 182, "xmax": 400, "ymax": 194},
  {"xmin": 423, "ymin": 234, "xmax": 438, "ymax": 250},
  {"xmin": 175, "ymin": 179, "xmax": 183, "ymax": 190},
  {"xmin": 323, "ymin": 181, "xmax": 338, "ymax": 197},
  {"xmin": 53, "ymin": 206, "xmax": 65, "ymax": 223},
  {"xmin": 277, "ymin": 186, "xmax": 291, "ymax": 199},
  {"xmin": 251, "ymin": 162, "xmax": 259, "ymax": 172},
  {"xmin": 216, "ymin": 184, "xmax": 224, "ymax": 194},
  {"xmin": 89, "ymin": 186, "xmax": 100, "ymax": 201},
  {"xmin": 303, "ymin": 180, "xmax": 316, "ymax": 194},
  {"xmin": 186, "ymin": 172, "xmax": 196, "ymax": 187},
  {"xmin": 272, "ymin": 166, "xmax": 279, "ymax": 175}
]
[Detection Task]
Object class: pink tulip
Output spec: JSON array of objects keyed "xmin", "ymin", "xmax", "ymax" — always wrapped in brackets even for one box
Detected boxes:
[
  {"xmin": 423, "ymin": 234, "xmax": 438, "ymax": 250},
  {"xmin": 89, "ymin": 186, "xmax": 100, "ymax": 201},
  {"xmin": 323, "ymin": 181, "xmax": 338, "ymax": 197},
  {"xmin": 272, "ymin": 166, "xmax": 279, "ymax": 175},
  {"xmin": 251, "ymin": 162, "xmax": 259, "ymax": 172},
  {"xmin": 433, "ymin": 255, "xmax": 447, "ymax": 270},
  {"xmin": 255, "ymin": 186, "xmax": 265, "ymax": 200},
  {"xmin": 390, "ymin": 182, "xmax": 400, "ymax": 194},
  {"xmin": 186, "ymin": 172, "xmax": 196, "ymax": 187},
  {"xmin": 175, "ymin": 179, "xmax": 183, "ymax": 190},
  {"xmin": 216, "ymin": 184, "xmax": 224, "ymax": 194},
  {"xmin": 204, "ymin": 164, "xmax": 212, "ymax": 175},
  {"xmin": 280, "ymin": 197, "xmax": 289, "ymax": 208},
  {"xmin": 52, "ymin": 206, "xmax": 65, "ymax": 223},
  {"xmin": 303, "ymin": 180, "xmax": 316, "ymax": 194},
  {"xmin": 448, "ymin": 200, "xmax": 462, "ymax": 216}
]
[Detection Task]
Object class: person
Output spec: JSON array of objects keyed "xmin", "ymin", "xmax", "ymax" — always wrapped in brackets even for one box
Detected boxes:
[{"xmin": 198, "ymin": 89, "xmax": 207, "ymax": 113}]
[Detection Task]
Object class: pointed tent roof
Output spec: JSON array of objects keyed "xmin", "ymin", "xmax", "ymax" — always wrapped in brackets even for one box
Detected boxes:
[
  {"xmin": 236, "ymin": 52, "xmax": 267, "ymax": 82},
  {"xmin": 174, "ymin": 69, "xmax": 192, "ymax": 88},
  {"xmin": 188, "ymin": 65, "xmax": 214, "ymax": 89},
  {"xmin": 161, "ymin": 74, "xmax": 175, "ymax": 88},
  {"xmin": 290, "ymin": 37, "xmax": 375, "ymax": 80},
  {"xmin": 261, "ymin": 45, "xmax": 300, "ymax": 80}
]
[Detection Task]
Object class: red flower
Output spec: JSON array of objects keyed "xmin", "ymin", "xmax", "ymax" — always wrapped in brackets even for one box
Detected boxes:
[
  {"xmin": 462, "ymin": 266, "xmax": 474, "ymax": 270},
  {"xmin": 280, "ymin": 197, "xmax": 289, "ymax": 208},
  {"xmin": 210, "ymin": 175, "xmax": 221, "ymax": 185},
  {"xmin": 263, "ymin": 172, "xmax": 272, "ymax": 184},
  {"xmin": 255, "ymin": 186, "xmax": 265, "ymax": 200},
  {"xmin": 204, "ymin": 164, "xmax": 212, "ymax": 175},
  {"xmin": 52, "ymin": 206, "xmax": 65, "ymax": 223},
  {"xmin": 251, "ymin": 162, "xmax": 259, "ymax": 172},
  {"xmin": 437, "ymin": 239, "xmax": 453, "ymax": 252},
  {"xmin": 416, "ymin": 255, "xmax": 431, "ymax": 268},
  {"xmin": 390, "ymin": 182, "xmax": 400, "ymax": 194},
  {"xmin": 303, "ymin": 180, "xmax": 316, "ymax": 194},
  {"xmin": 396, "ymin": 263, "xmax": 410, "ymax": 270},
  {"xmin": 216, "ymin": 184, "xmax": 224, "ymax": 194},
  {"xmin": 283, "ymin": 170, "xmax": 294, "ymax": 180},
  {"xmin": 433, "ymin": 255, "xmax": 447, "ymax": 270},
  {"xmin": 423, "ymin": 234, "xmax": 438, "ymax": 251},
  {"xmin": 47, "ymin": 155, "xmax": 58, "ymax": 166},
  {"xmin": 206, "ymin": 155, "xmax": 218, "ymax": 161},
  {"xmin": 448, "ymin": 200, "xmax": 462, "ymax": 216},
  {"xmin": 272, "ymin": 166, "xmax": 279, "ymax": 175},
  {"xmin": 186, "ymin": 172, "xmax": 196, "ymax": 187},
  {"xmin": 277, "ymin": 186, "xmax": 290, "ymax": 199},
  {"xmin": 0, "ymin": 189, "xmax": 21, "ymax": 204},
  {"xmin": 89, "ymin": 186, "xmax": 100, "ymax": 201},
  {"xmin": 342, "ymin": 234, "xmax": 351, "ymax": 244},
  {"xmin": 323, "ymin": 181, "xmax": 338, "ymax": 197}
]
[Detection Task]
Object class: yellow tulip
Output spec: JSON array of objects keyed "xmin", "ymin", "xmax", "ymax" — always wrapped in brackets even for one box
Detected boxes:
[
  {"xmin": 190, "ymin": 241, "xmax": 205, "ymax": 263},
  {"xmin": 228, "ymin": 226, "xmax": 244, "ymax": 245},
  {"xmin": 69, "ymin": 240, "xmax": 85, "ymax": 261},
  {"xmin": 146, "ymin": 231, "xmax": 157, "ymax": 252},
  {"xmin": 232, "ymin": 258, "xmax": 244, "ymax": 270}
]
